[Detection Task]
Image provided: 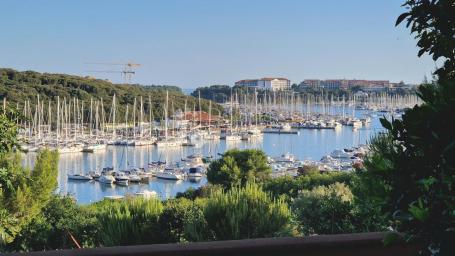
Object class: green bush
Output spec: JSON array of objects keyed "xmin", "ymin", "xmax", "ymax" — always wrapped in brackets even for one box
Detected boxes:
[
  {"xmin": 292, "ymin": 182, "xmax": 356, "ymax": 235},
  {"xmin": 157, "ymin": 198, "xmax": 195, "ymax": 243},
  {"xmin": 89, "ymin": 197, "xmax": 163, "ymax": 246},
  {"xmin": 175, "ymin": 184, "xmax": 223, "ymax": 200},
  {"xmin": 185, "ymin": 183, "xmax": 293, "ymax": 241},
  {"xmin": 207, "ymin": 149, "xmax": 271, "ymax": 189},
  {"xmin": 0, "ymin": 150, "xmax": 59, "ymax": 246},
  {"xmin": 11, "ymin": 196, "xmax": 99, "ymax": 251},
  {"xmin": 263, "ymin": 171, "xmax": 353, "ymax": 200}
]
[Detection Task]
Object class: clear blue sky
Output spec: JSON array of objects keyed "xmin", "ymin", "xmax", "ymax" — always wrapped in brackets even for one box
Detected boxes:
[{"xmin": 0, "ymin": 0, "xmax": 436, "ymax": 87}]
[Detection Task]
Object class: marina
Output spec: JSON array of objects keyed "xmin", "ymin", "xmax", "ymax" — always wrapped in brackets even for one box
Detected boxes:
[
  {"xmin": 20, "ymin": 105, "xmax": 389, "ymax": 204},
  {"xmin": 13, "ymin": 88, "xmax": 420, "ymax": 205}
]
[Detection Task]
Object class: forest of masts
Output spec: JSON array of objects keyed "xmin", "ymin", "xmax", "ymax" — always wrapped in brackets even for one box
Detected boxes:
[{"xmin": 1, "ymin": 90, "xmax": 420, "ymax": 149}]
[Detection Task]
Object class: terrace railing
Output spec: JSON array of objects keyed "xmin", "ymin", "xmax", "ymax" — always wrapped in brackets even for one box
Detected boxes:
[{"xmin": 7, "ymin": 232, "xmax": 420, "ymax": 256}]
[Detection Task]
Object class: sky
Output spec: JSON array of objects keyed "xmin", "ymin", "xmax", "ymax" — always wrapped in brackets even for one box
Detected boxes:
[{"xmin": 0, "ymin": 0, "xmax": 437, "ymax": 88}]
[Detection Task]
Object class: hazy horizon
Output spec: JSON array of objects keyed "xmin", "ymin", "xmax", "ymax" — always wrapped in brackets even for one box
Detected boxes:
[{"xmin": 1, "ymin": 0, "xmax": 437, "ymax": 87}]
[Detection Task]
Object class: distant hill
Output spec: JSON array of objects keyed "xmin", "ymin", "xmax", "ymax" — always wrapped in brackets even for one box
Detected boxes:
[
  {"xmin": 191, "ymin": 85, "xmax": 248, "ymax": 103},
  {"xmin": 0, "ymin": 68, "xmax": 222, "ymax": 121}
]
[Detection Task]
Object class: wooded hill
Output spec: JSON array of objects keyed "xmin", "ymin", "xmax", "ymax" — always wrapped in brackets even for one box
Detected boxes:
[{"xmin": 0, "ymin": 68, "xmax": 223, "ymax": 121}]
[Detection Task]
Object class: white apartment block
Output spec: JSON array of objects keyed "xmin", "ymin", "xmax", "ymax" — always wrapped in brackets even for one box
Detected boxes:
[{"xmin": 235, "ymin": 77, "xmax": 290, "ymax": 91}]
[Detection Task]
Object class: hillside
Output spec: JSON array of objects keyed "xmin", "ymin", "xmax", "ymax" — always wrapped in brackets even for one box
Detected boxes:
[{"xmin": 0, "ymin": 68, "xmax": 223, "ymax": 121}]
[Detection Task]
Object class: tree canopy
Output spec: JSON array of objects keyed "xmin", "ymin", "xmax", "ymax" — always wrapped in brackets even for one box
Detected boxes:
[
  {"xmin": 0, "ymin": 68, "xmax": 222, "ymax": 121},
  {"xmin": 396, "ymin": 0, "xmax": 455, "ymax": 81},
  {"xmin": 0, "ymin": 108, "xmax": 59, "ymax": 245},
  {"xmin": 207, "ymin": 149, "xmax": 272, "ymax": 188},
  {"xmin": 358, "ymin": 1, "xmax": 455, "ymax": 254}
]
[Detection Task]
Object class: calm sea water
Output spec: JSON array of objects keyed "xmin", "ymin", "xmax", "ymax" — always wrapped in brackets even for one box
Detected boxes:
[{"xmin": 23, "ymin": 107, "xmax": 385, "ymax": 204}]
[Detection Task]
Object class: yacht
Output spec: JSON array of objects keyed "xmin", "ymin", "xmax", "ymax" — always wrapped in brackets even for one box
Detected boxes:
[
  {"xmin": 122, "ymin": 170, "xmax": 142, "ymax": 182},
  {"xmin": 187, "ymin": 166, "xmax": 205, "ymax": 178},
  {"xmin": 181, "ymin": 154, "xmax": 204, "ymax": 167},
  {"xmin": 155, "ymin": 167, "xmax": 185, "ymax": 180},
  {"xmin": 113, "ymin": 172, "xmax": 130, "ymax": 185}
]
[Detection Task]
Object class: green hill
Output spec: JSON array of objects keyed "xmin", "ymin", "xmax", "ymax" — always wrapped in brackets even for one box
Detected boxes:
[{"xmin": 0, "ymin": 68, "xmax": 223, "ymax": 121}]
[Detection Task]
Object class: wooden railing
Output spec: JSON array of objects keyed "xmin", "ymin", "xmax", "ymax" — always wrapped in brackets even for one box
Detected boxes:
[{"xmin": 7, "ymin": 232, "xmax": 420, "ymax": 256}]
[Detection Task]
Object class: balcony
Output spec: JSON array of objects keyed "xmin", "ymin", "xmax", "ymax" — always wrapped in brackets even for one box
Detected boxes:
[{"xmin": 6, "ymin": 232, "xmax": 420, "ymax": 256}]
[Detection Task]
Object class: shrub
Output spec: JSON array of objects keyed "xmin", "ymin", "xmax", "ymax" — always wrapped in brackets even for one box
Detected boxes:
[
  {"xmin": 157, "ymin": 198, "xmax": 195, "ymax": 243},
  {"xmin": 185, "ymin": 183, "xmax": 292, "ymax": 241},
  {"xmin": 207, "ymin": 149, "xmax": 271, "ymax": 189},
  {"xmin": 11, "ymin": 196, "xmax": 99, "ymax": 251},
  {"xmin": 175, "ymin": 184, "xmax": 223, "ymax": 200},
  {"xmin": 90, "ymin": 197, "xmax": 163, "ymax": 246},
  {"xmin": 263, "ymin": 171, "xmax": 353, "ymax": 200},
  {"xmin": 292, "ymin": 182, "xmax": 356, "ymax": 235},
  {"xmin": 0, "ymin": 149, "xmax": 59, "ymax": 246}
]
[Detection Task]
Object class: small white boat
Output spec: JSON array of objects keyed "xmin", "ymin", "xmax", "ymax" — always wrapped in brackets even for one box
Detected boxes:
[
  {"xmin": 104, "ymin": 195, "xmax": 124, "ymax": 200},
  {"xmin": 181, "ymin": 154, "xmax": 204, "ymax": 166},
  {"xmin": 273, "ymin": 153, "xmax": 296, "ymax": 163},
  {"xmin": 89, "ymin": 171, "xmax": 101, "ymax": 180},
  {"xmin": 279, "ymin": 123, "xmax": 292, "ymax": 131},
  {"xmin": 114, "ymin": 172, "xmax": 130, "ymax": 185},
  {"xmin": 204, "ymin": 133, "xmax": 219, "ymax": 140},
  {"xmin": 135, "ymin": 190, "xmax": 158, "ymax": 199},
  {"xmin": 225, "ymin": 134, "xmax": 241, "ymax": 141},
  {"xmin": 116, "ymin": 179, "xmax": 129, "ymax": 186},
  {"xmin": 83, "ymin": 143, "xmax": 107, "ymax": 152},
  {"xmin": 58, "ymin": 144, "xmax": 84, "ymax": 154},
  {"xmin": 330, "ymin": 149, "xmax": 353, "ymax": 159},
  {"xmin": 155, "ymin": 138, "xmax": 183, "ymax": 147},
  {"xmin": 156, "ymin": 168, "xmax": 184, "ymax": 180},
  {"xmin": 129, "ymin": 174, "xmax": 141, "ymax": 182},
  {"xmin": 98, "ymin": 175, "xmax": 116, "ymax": 184},
  {"xmin": 67, "ymin": 174, "xmax": 93, "ymax": 181},
  {"xmin": 187, "ymin": 166, "xmax": 205, "ymax": 178}
]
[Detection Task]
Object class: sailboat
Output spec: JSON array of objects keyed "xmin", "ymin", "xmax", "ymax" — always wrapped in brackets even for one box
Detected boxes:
[
  {"xmin": 156, "ymin": 92, "xmax": 182, "ymax": 147},
  {"xmin": 223, "ymin": 89, "xmax": 241, "ymax": 141}
]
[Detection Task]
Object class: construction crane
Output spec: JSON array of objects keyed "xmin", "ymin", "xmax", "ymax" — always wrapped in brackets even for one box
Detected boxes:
[{"xmin": 86, "ymin": 62, "xmax": 141, "ymax": 84}]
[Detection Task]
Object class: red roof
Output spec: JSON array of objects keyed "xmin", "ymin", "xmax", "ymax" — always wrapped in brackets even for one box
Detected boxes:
[{"xmin": 184, "ymin": 111, "xmax": 220, "ymax": 122}]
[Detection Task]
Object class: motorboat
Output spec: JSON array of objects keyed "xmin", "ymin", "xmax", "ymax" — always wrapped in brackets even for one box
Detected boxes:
[
  {"xmin": 225, "ymin": 134, "xmax": 241, "ymax": 141},
  {"xmin": 272, "ymin": 153, "xmax": 296, "ymax": 163},
  {"xmin": 155, "ymin": 138, "xmax": 183, "ymax": 147},
  {"xmin": 82, "ymin": 143, "xmax": 107, "ymax": 152},
  {"xmin": 330, "ymin": 149, "xmax": 353, "ymax": 159},
  {"xmin": 279, "ymin": 123, "xmax": 292, "ymax": 131},
  {"xmin": 98, "ymin": 174, "xmax": 116, "ymax": 184},
  {"xmin": 187, "ymin": 166, "xmax": 205, "ymax": 178},
  {"xmin": 122, "ymin": 170, "xmax": 142, "ymax": 182},
  {"xmin": 67, "ymin": 173, "xmax": 93, "ymax": 181},
  {"xmin": 58, "ymin": 144, "xmax": 84, "ymax": 154},
  {"xmin": 155, "ymin": 167, "xmax": 184, "ymax": 180},
  {"xmin": 181, "ymin": 154, "xmax": 204, "ymax": 167},
  {"xmin": 88, "ymin": 171, "xmax": 101, "ymax": 180},
  {"xmin": 113, "ymin": 172, "xmax": 130, "ymax": 185}
]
